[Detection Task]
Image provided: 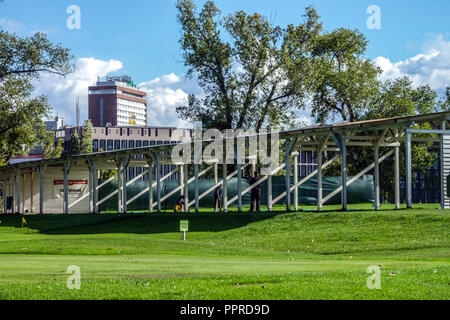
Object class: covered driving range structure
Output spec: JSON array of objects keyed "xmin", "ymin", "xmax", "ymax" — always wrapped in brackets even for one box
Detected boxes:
[{"xmin": 1, "ymin": 111, "xmax": 450, "ymax": 214}]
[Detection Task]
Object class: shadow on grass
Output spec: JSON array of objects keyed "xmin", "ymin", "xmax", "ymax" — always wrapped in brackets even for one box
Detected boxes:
[
  {"xmin": 0, "ymin": 211, "xmax": 283, "ymax": 235},
  {"xmin": 0, "ymin": 204, "xmax": 441, "ymax": 236}
]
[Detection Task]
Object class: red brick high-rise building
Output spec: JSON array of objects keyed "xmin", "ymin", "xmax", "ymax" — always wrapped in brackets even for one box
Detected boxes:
[{"xmin": 88, "ymin": 76, "xmax": 147, "ymax": 127}]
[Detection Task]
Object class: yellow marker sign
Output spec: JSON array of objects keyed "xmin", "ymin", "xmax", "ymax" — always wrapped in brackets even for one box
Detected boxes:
[{"xmin": 21, "ymin": 217, "xmax": 26, "ymax": 233}]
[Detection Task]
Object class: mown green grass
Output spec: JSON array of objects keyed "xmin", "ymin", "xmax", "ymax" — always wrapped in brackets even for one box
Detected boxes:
[{"xmin": 0, "ymin": 203, "xmax": 448, "ymax": 299}]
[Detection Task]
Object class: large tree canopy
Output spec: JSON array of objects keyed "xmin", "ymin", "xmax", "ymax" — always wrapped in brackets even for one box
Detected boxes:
[
  {"xmin": 176, "ymin": 0, "xmax": 322, "ymax": 130},
  {"xmin": 310, "ymin": 28, "xmax": 381, "ymax": 123},
  {"xmin": 0, "ymin": 30, "xmax": 73, "ymax": 164}
]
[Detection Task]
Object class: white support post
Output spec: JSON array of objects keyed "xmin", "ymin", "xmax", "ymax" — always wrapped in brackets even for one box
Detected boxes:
[
  {"xmin": 36, "ymin": 166, "xmax": 44, "ymax": 214},
  {"xmin": 147, "ymin": 157, "xmax": 153, "ymax": 213},
  {"xmin": 213, "ymin": 163, "xmax": 218, "ymax": 186},
  {"xmin": 122, "ymin": 157, "xmax": 129, "ymax": 213},
  {"xmin": 237, "ymin": 163, "xmax": 242, "ymax": 212},
  {"xmin": 30, "ymin": 171, "xmax": 34, "ymax": 213},
  {"xmin": 293, "ymin": 152, "xmax": 298, "ymax": 211},
  {"xmin": 267, "ymin": 172, "xmax": 272, "ymax": 212},
  {"xmin": 194, "ymin": 164, "xmax": 199, "ymax": 213},
  {"xmin": 394, "ymin": 146, "xmax": 400, "ymax": 210},
  {"xmin": 405, "ymin": 130, "xmax": 412, "ymax": 208},
  {"xmin": 373, "ymin": 131, "xmax": 386, "ymax": 211},
  {"xmin": 4, "ymin": 176, "xmax": 9, "ymax": 213},
  {"xmin": 341, "ymin": 137, "xmax": 347, "ymax": 211},
  {"xmin": 16, "ymin": 169, "xmax": 21, "ymax": 214},
  {"xmin": 11, "ymin": 173, "xmax": 15, "ymax": 214},
  {"xmin": 284, "ymin": 138, "xmax": 299, "ymax": 212},
  {"xmin": 285, "ymin": 152, "xmax": 291, "ymax": 211},
  {"xmin": 11, "ymin": 173, "xmax": 17, "ymax": 213},
  {"xmin": 374, "ymin": 146, "xmax": 380, "ymax": 211},
  {"xmin": 88, "ymin": 160, "xmax": 97, "ymax": 213},
  {"xmin": 2, "ymin": 175, "xmax": 6, "ymax": 213},
  {"xmin": 63, "ymin": 162, "xmax": 71, "ymax": 214},
  {"xmin": 156, "ymin": 155, "xmax": 161, "ymax": 212},
  {"xmin": 21, "ymin": 172, "xmax": 25, "ymax": 214},
  {"xmin": 117, "ymin": 161, "xmax": 123, "ymax": 213},
  {"xmin": 183, "ymin": 164, "xmax": 189, "ymax": 212},
  {"xmin": 179, "ymin": 164, "xmax": 184, "ymax": 196},
  {"xmin": 317, "ymin": 147, "xmax": 323, "ymax": 211},
  {"xmin": 223, "ymin": 164, "xmax": 228, "ymax": 213}
]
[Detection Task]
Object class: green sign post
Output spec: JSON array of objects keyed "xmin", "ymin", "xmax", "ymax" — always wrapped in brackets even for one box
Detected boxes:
[{"xmin": 180, "ymin": 220, "xmax": 189, "ymax": 240}]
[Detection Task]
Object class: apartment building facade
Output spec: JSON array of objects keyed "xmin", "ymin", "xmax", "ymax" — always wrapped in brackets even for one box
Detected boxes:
[
  {"xmin": 88, "ymin": 76, "xmax": 147, "ymax": 127},
  {"xmin": 54, "ymin": 125, "xmax": 193, "ymax": 180}
]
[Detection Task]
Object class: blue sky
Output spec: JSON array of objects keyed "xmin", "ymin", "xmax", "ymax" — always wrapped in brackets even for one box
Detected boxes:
[{"xmin": 1, "ymin": 0, "xmax": 449, "ymax": 126}]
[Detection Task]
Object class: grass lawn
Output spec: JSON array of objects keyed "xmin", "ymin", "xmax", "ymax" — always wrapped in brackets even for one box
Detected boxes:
[{"xmin": 0, "ymin": 203, "xmax": 448, "ymax": 299}]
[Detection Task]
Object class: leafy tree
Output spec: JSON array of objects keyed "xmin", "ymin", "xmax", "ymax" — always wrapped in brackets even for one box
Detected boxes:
[
  {"xmin": 67, "ymin": 131, "xmax": 81, "ymax": 156},
  {"xmin": 366, "ymin": 77, "xmax": 437, "ymax": 182},
  {"xmin": 438, "ymin": 86, "xmax": 450, "ymax": 111},
  {"xmin": 67, "ymin": 120, "xmax": 93, "ymax": 155},
  {"xmin": 365, "ymin": 77, "xmax": 437, "ymax": 119},
  {"xmin": 80, "ymin": 120, "xmax": 93, "ymax": 154},
  {"xmin": 0, "ymin": 30, "xmax": 73, "ymax": 165},
  {"xmin": 100, "ymin": 169, "xmax": 117, "ymax": 180},
  {"xmin": 309, "ymin": 28, "xmax": 381, "ymax": 123},
  {"xmin": 176, "ymin": 0, "xmax": 322, "ymax": 130},
  {"xmin": 41, "ymin": 128, "xmax": 64, "ymax": 159}
]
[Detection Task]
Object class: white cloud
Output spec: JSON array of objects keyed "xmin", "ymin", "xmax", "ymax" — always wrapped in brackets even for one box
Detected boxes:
[
  {"xmin": 33, "ymin": 57, "xmax": 123, "ymax": 123},
  {"xmin": 374, "ymin": 35, "xmax": 450, "ymax": 91},
  {"xmin": 0, "ymin": 18, "xmax": 26, "ymax": 33},
  {"xmin": 33, "ymin": 58, "xmax": 201, "ymax": 128},
  {"xmin": 0, "ymin": 18, "xmax": 58, "ymax": 36},
  {"xmin": 138, "ymin": 73, "xmax": 202, "ymax": 128}
]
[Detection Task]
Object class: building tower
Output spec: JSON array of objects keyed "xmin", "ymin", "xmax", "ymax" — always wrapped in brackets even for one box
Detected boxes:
[{"xmin": 88, "ymin": 76, "xmax": 147, "ymax": 127}]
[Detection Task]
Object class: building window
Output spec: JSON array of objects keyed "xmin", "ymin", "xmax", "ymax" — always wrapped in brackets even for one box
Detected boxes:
[
  {"xmin": 136, "ymin": 140, "xmax": 142, "ymax": 148},
  {"xmin": 150, "ymin": 141, "xmax": 155, "ymax": 146},
  {"xmin": 155, "ymin": 128, "xmax": 158, "ymax": 137},
  {"xmin": 128, "ymin": 140, "xmax": 135, "ymax": 148},
  {"xmin": 122, "ymin": 140, "xmax": 127, "ymax": 149},
  {"xmin": 157, "ymin": 141, "xmax": 162, "ymax": 145},
  {"xmin": 100, "ymin": 139, "xmax": 106, "ymax": 152},
  {"xmin": 93, "ymin": 139, "xmax": 98, "ymax": 152},
  {"xmin": 148, "ymin": 128, "xmax": 151, "ymax": 136},
  {"xmin": 107, "ymin": 139, "xmax": 113, "ymax": 150},
  {"xmin": 169, "ymin": 129, "xmax": 172, "ymax": 137},
  {"xmin": 114, "ymin": 140, "xmax": 120, "ymax": 150},
  {"xmin": 143, "ymin": 140, "xmax": 149, "ymax": 147}
]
